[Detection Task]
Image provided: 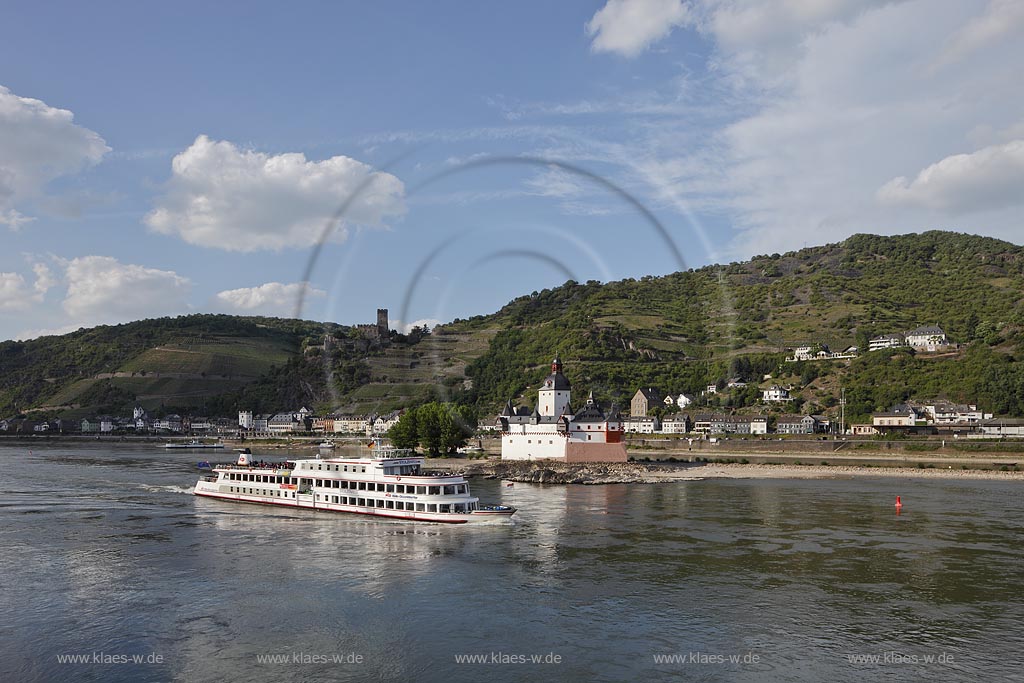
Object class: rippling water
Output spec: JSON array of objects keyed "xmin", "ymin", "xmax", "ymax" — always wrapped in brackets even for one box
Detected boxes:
[{"xmin": 2, "ymin": 443, "xmax": 1023, "ymax": 682}]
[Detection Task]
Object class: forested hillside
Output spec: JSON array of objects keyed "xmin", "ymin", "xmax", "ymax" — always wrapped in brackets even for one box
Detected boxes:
[
  {"xmin": 3, "ymin": 231, "xmax": 1023, "ymax": 424},
  {"xmin": 450, "ymin": 231, "xmax": 1024, "ymax": 422}
]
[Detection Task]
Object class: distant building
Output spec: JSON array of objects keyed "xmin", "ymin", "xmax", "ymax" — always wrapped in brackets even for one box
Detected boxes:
[
  {"xmin": 872, "ymin": 404, "xmax": 926, "ymax": 430},
  {"xmin": 979, "ymin": 418, "xmax": 1024, "ymax": 437},
  {"xmin": 253, "ymin": 414, "xmax": 271, "ymax": 432},
  {"xmin": 268, "ymin": 413, "xmax": 298, "ymax": 433},
  {"xmin": 238, "ymin": 410, "xmax": 254, "ymax": 430},
  {"xmin": 762, "ymin": 386, "xmax": 791, "ymax": 402},
  {"xmin": 693, "ymin": 414, "xmax": 767, "ymax": 435},
  {"xmin": 373, "ymin": 410, "xmax": 404, "ymax": 434},
  {"xmin": 631, "ymin": 387, "xmax": 662, "ymax": 417},
  {"xmin": 868, "ymin": 333, "xmax": 906, "ymax": 351},
  {"xmin": 921, "ymin": 401, "xmax": 983, "ymax": 425},
  {"xmin": 355, "ymin": 308, "xmax": 391, "ymax": 342},
  {"xmin": 625, "ymin": 416, "xmax": 661, "ymax": 433},
  {"xmin": 660, "ymin": 415, "xmax": 691, "ymax": 434},
  {"xmin": 905, "ymin": 325, "xmax": 948, "ymax": 351},
  {"xmin": 498, "ymin": 357, "xmax": 627, "ymax": 462},
  {"xmin": 333, "ymin": 415, "xmax": 372, "ymax": 435},
  {"xmin": 776, "ymin": 415, "xmax": 818, "ymax": 435},
  {"xmin": 676, "ymin": 394, "xmax": 694, "ymax": 409}
]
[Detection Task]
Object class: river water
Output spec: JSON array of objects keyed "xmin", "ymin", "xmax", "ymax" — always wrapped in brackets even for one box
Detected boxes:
[{"xmin": 1, "ymin": 443, "xmax": 1022, "ymax": 682}]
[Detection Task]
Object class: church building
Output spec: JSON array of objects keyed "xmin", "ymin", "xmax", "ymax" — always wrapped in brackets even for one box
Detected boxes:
[{"xmin": 496, "ymin": 357, "xmax": 628, "ymax": 462}]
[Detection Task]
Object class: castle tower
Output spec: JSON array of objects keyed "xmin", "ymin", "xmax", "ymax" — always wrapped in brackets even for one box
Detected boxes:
[
  {"xmin": 377, "ymin": 308, "xmax": 389, "ymax": 337},
  {"xmin": 538, "ymin": 356, "xmax": 571, "ymax": 417}
]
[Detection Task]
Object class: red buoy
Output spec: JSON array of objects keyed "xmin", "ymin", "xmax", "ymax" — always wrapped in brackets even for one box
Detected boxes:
[{"xmin": 895, "ymin": 496, "xmax": 903, "ymax": 508}]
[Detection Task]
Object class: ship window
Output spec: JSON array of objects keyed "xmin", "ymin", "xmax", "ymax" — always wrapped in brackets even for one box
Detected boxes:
[
  {"xmin": 358, "ymin": 498, "xmax": 366, "ymax": 506},
  {"xmin": 376, "ymin": 499, "xmax": 384, "ymax": 508},
  {"xmin": 429, "ymin": 486, "xmax": 439, "ymax": 495},
  {"xmin": 361, "ymin": 467, "xmax": 366, "ymax": 473},
  {"xmin": 416, "ymin": 486, "xmax": 425, "ymax": 494},
  {"xmin": 386, "ymin": 500, "xmax": 394, "ymax": 509},
  {"xmin": 444, "ymin": 486, "xmax": 455, "ymax": 495},
  {"xmin": 416, "ymin": 503, "xmax": 425, "ymax": 512},
  {"xmin": 428, "ymin": 504, "xmax": 437, "ymax": 512},
  {"xmin": 386, "ymin": 484, "xmax": 394, "ymax": 492}
]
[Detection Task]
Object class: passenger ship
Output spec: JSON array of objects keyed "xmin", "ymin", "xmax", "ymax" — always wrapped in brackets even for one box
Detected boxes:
[{"xmin": 193, "ymin": 443, "xmax": 515, "ymax": 524}]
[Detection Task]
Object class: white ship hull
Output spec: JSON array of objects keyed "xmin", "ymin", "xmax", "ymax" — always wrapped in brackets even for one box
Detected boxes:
[
  {"xmin": 193, "ymin": 483, "xmax": 511, "ymax": 524},
  {"xmin": 192, "ymin": 446, "xmax": 515, "ymax": 524}
]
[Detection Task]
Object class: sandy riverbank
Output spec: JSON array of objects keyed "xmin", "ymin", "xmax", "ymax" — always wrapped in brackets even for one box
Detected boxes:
[
  {"xmin": 646, "ymin": 462, "xmax": 1024, "ymax": 481},
  {"xmin": 432, "ymin": 459, "xmax": 1024, "ymax": 484}
]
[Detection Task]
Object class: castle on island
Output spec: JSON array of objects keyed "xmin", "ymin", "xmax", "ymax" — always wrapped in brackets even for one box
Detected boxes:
[{"xmin": 496, "ymin": 357, "xmax": 628, "ymax": 462}]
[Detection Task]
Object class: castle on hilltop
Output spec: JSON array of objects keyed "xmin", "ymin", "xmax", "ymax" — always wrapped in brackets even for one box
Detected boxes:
[
  {"xmin": 355, "ymin": 308, "xmax": 390, "ymax": 342},
  {"xmin": 496, "ymin": 356, "xmax": 628, "ymax": 462}
]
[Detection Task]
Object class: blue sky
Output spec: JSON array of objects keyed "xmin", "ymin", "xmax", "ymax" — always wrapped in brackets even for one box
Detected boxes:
[{"xmin": 2, "ymin": 0, "xmax": 1022, "ymax": 340}]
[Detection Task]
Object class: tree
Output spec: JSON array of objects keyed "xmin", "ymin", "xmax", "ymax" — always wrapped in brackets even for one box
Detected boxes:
[
  {"xmin": 417, "ymin": 403, "xmax": 445, "ymax": 454},
  {"xmin": 387, "ymin": 409, "xmax": 419, "ymax": 449}
]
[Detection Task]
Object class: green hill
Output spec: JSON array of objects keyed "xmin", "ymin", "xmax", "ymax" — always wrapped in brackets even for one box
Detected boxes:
[
  {"xmin": 449, "ymin": 231, "xmax": 1024, "ymax": 422},
  {"xmin": 3, "ymin": 231, "xmax": 1023, "ymax": 424}
]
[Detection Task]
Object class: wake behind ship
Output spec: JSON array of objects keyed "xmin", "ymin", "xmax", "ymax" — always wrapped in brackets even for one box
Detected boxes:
[{"xmin": 193, "ymin": 443, "xmax": 515, "ymax": 524}]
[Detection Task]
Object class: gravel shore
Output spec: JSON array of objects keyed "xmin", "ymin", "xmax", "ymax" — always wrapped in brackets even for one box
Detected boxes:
[{"xmin": 437, "ymin": 459, "xmax": 1024, "ymax": 484}]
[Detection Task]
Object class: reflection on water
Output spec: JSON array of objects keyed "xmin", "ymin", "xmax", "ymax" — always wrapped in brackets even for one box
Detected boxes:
[{"xmin": 1, "ymin": 443, "xmax": 1023, "ymax": 682}]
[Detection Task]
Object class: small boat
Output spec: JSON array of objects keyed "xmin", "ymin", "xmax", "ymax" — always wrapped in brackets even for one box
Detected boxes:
[
  {"xmin": 164, "ymin": 440, "xmax": 225, "ymax": 449},
  {"xmin": 318, "ymin": 440, "xmax": 336, "ymax": 449}
]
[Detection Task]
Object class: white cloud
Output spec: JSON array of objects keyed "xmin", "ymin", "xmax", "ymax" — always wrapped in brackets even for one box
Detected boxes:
[
  {"xmin": 932, "ymin": 0, "xmax": 1024, "ymax": 70},
  {"xmin": 389, "ymin": 318, "xmax": 441, "ymax": 334},
  {"xmin": 62, "ymin": 256, "xmax": 191, "ymax": 322},
  {"xmin": 586, "ymin": 0, "xmax": 691, "ymax": 57},
  {"xmin": 691, "ymin": 0, "xmax": 901, "ymax": 86},
  {"xmin": 0, "ymin": 263, "xmax": 56, "ymax": 311},
  {"xmin": 213, "ymin": 281, "xmax": 326, "ymax": 317},
  {"xmin": 877, "ymin": 140, "xmax": 1024, "ymax": 214},
  {"xmin": 0, "ymin": 85, "xmax": 109, "ymax": 226},
  {"xmin": 145, "ymin": 135, "xmax": 405, "ymax": 251},
  {"xmin": 653, "ymin": 0, "xmax": 1024, "ymax": 257}
]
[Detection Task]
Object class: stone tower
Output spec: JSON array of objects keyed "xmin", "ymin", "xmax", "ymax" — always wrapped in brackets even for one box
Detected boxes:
[
  {"xmin": 538, "ymin": 356, "xmax": 571, "ymax": 417},
  {"xmin": 377, "ymin": 308, "xmax": 389, "ymax": 338}
]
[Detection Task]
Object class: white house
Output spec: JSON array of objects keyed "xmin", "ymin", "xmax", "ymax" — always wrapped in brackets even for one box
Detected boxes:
[
  {"xmin": 238, "ymin": 410, "xmax": 254, "ymax": 430},
  {"xmin": 663, "ymin": 395, "xmax": 675, "ymax": 407},
  {"xmin": 905, "ymin": 325, "xmax": 948, "ymax": 350},
  {"xmin": 373, "ymin": 410, "xmax": 404, "ymax": 434},
  {"xmin": 919, "ymin": 401, "xmax": 982, "ymax": 425},
  {"xmin": 625, "ymin": 416, "xmax": 661, "ymax": 433},
  {"xmin": 676, "ymin": 394, "xmax": 693, "ymax": 409},
  {"xmin": 333, "ymin": 415, "xmax": 372, "ymax": 434},
  {"xmin": 868, "ymin": 334, "xmax": 906, "ymax": 351},
  {"xmin": 762, "ymin": 386, "xmax": 791, "ymax": 402},
  {"xmin": 661, "ymin": 415, "xmax": 691, "ymax": 434},
  {"xmin": 498, "ymin": 357, "xmax": 627, "ymax": 462}
]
